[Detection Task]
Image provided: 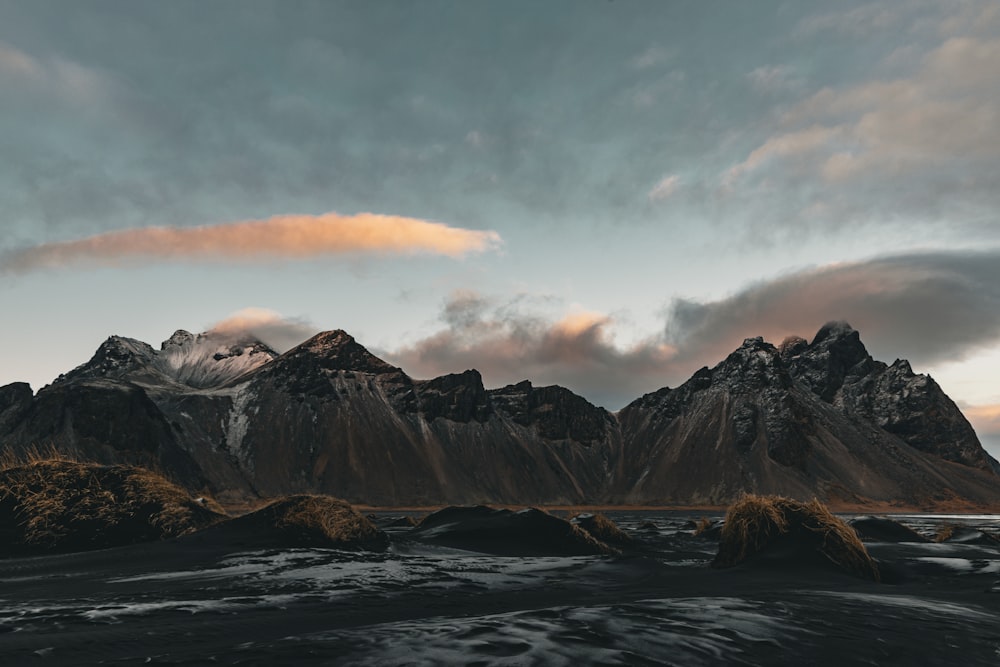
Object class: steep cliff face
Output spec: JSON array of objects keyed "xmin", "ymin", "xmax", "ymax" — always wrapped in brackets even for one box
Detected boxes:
[
  {"xmin": 0, "ymin": 382, "xmax": 33, "ymax": 434},
  {"xmin": 1, "ymin": 323, "xmax": 997, "ymax": 507},
  {"xmin": 220, "ymin": 332, "xmax": 621, "ymax": 505},
  {"xmin": 782, "ymin": 322, "xmax": 997, "ymax": 473},
  {"xmin": 616, "ymin": 328, "xmax": 1000, "ymax": 506},
  {"xmin": 617, "ymin": 338, "xmax": 832, "ymax": 504},
  {"xmin": 7, "ymin": 329, "xmax": 618, "ymax": 506},
  {"xmin": 0, "ymin": 378, "xmax": 207, "ymax": 491}
]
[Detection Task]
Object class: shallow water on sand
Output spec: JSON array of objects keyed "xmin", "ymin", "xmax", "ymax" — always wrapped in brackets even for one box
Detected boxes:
[{"xmin": 1, "ymin": 513, "xmax": 999, "ymax": 665}]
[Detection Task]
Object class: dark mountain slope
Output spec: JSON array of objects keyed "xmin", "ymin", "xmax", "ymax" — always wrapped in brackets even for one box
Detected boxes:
[
  {"xmin": 192, "ymin": 331, "xmax": 621, "ymax": 505},
  {"xmin": 782, "ymin": 321, "xmax": 997, "ymax": 473},
  {"xmin": 616, "ymin": 330, "xmax": 1000, "ymax": 506},
  {"xmin": 0, "ymin": 323, "xmax": 997, "ymax": 508}
]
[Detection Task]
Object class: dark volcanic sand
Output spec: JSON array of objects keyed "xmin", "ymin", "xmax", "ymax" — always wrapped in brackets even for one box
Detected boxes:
[{"xmin": 1, "ymin": 512, "xmax": 999, "ymax": 665}]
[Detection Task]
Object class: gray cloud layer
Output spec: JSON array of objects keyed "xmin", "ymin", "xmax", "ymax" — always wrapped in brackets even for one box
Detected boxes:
[
  {"xmin": 719, "ymin": 2, "xmax": 1000, "ymax": 238},
  {"xmin": 388, "ymin": 250, "xmax": 1000, "ymax": 409},
  {"xmin": 5, "ymin": 1, "xmax": 972, "ymax": 248},
  {"xmin": 667, "ymin": 250, "xmax": 1000, "ymax": 369},
  {"xmin": 385, "ymin": 291, "xmax": 677, "ymax": 409}
]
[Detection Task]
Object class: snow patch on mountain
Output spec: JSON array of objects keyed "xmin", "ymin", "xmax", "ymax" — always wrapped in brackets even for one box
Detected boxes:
[
  {"xmin": 224, "ymin": 382, "xmax": 257, "ymax": 473},
  {"xmin": 157, "ymin": 330, "xmax": 278, "ymax": 389},
  {"xmin": 53, "ymin": 329, "xmax": 278, "ymax": 390}
]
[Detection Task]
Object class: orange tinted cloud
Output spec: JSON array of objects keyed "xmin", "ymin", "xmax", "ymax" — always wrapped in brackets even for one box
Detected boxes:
[
  {"xmin": 2, "ymin": 213, "xmax": 502, "ymax": 273},
  {"xmin": 666, "ymin": 251, "xmax": 1000, "ymax": 369},
  {"xmin": 965, "ymin": 404, "xmax": 1000, "ymax": 436},
  {"xmin": 385, "ymin": 293, "xmax": 679, "ymax": 409},
  {"xmin": 208, "ymin": 307, "xmax": 319, "ymax": 353},
  {"xmin": 389, "ymin": 251, "xmax": 1000, "ymax": 409}
]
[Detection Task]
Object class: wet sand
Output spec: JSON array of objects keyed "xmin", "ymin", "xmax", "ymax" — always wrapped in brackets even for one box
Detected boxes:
[{"xmin": 1, "ymin": 512, "xmax": 999, "ymax": 665}]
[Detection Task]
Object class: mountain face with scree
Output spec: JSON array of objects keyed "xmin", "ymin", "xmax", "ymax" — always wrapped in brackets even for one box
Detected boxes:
[{"xmin": 0, "ymin": 322, "xmax": 997, "ymax": 507}]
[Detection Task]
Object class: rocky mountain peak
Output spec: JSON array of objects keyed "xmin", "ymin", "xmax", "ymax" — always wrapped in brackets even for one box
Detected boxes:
[
  {"xmin": 712, "ymin": 336, "xmax": 790, "ymax": 392},
  {"xmin": 290, "ymin": 330, "xmax": 399, "ymax": 374},
  {"xmin": 784, "ymin": 321, "xmax": 876, "ymax": 402},
  {"xmin": 162, "ymin": 330, "xmax": 196, "ymax": 350},
  {"xmin": 776, "ymin": 323, "xmax": 998, "ymax": 474},
  {"xmin": 811, "ymin": 320, "xmax": 859, "ymax": 345},
  {"xmin": 54, "ymin": 335, "xmax": 157, "ymax": 385}
]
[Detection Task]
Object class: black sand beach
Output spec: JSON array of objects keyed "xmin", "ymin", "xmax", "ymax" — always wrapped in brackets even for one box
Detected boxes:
[{"xmin": 2, "ymin": 511, "xmax": 999, "ymax": 665}]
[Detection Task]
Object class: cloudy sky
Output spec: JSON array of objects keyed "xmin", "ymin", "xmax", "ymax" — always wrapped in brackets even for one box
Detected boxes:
[{"xmin": 2, "ymin": 1, "xmax": 1000, "ymax": 455}]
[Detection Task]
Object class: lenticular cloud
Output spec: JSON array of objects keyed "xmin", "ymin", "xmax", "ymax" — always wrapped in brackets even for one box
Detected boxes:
[{"xmin": 1, "ymin": 212, "xmax": 502, "ymax": 273}]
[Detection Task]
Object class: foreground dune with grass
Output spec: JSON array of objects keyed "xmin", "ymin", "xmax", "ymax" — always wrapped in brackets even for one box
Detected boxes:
[
  {"xmin": 0, "ymin": 458, "xmax": 226, "ymax": 555},
  {"xmin": 713, "ymin": 494, "xmax": 880, "ymax": 581},
  {"xmin": 178, "ymin": 494, "xmax": 389, "ymax": 551}
]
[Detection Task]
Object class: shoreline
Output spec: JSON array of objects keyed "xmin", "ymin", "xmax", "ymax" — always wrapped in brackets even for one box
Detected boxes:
[
  {"xmin": 348, "ymin": 501, "xmax": 1000, "ymax": 516},
  {"xmin": 219, "ymin": 497, "xmax": 1000, "ymax": 517}
]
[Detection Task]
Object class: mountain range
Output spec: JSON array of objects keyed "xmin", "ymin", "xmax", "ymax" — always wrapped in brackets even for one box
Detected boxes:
[{"xmin": 1, "ymin": 321, "xmax": 998, "ymax": 508}]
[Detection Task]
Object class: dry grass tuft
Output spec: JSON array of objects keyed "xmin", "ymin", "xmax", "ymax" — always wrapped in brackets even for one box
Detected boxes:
[
  {"xmin": 267, "ymin": 495, "xmax": 387, "ymax": 549},
  {"xmin": 572, "ymin": 512, "xmax": 632, "ymax": 546},
  {"xmin": 713, "ymin": 494, "xmax": 880, "ymax": 581},
  {"xmin": 0, "ymin": 443, "xmax": 76, "ymax": 472},
  {"xmin": 694, "ymin": 517, "xmax": 715, "ymax": 535},
  {"xmin": 566, "ymin": 522, "xmax": 621, "ymax": 556},
  {"xmin": 934, "ymin": 524, "xmax": 957, "ymax": 543},
  {"xmin": 0, "ymin": 459, "xmax": 226, "ymax": 554}
]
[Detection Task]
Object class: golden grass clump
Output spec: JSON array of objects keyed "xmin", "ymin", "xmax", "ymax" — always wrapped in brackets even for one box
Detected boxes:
[
  {"xmin": 0, "ymin": 459, "xmax": 226, "ymax": 554},
  {"xmin": 934, "ymin": 524, "xmax": 956, "ymax": 543},
  {"xmin": 267, "ymin": 495, "xmax": 388, "ymax": 549},
  {"xmin": 0, "ymin": 443, "xmax": 76, "ymax": 471},
  {"xmin": 571, "ymin": 512, "xmax": 633, "ymax": 546},
  {"xmin": 713, "ymin": 494, "xmax": 880, "ymax": 581},
  {"xmin": 694, "ymin": 517, "xmax": 715, "ymax": 535},
  {"xmin": 567, "ymin": 522, "xmax": 621, "ymax": 556}
]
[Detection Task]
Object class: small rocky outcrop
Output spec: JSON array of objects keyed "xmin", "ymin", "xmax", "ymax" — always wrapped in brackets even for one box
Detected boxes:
[
  {"xmin": 0, "ymin": 382, "xmax": 33, "ymax": 433},
  {"xmin": 489, "ymin": 381, "xmax": 615, "ymax": 445},
  {"xmin": 416, "ymin": 370, "xmax": 491, "ymax": 423}
]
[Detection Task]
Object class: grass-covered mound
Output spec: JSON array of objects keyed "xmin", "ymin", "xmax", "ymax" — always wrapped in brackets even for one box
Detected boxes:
[
  {"xmin": 689, "ymin": 517, "xmax": 723, "ymax": 540},
  {"xmin": 411, "ymin": 506, "xmax": 619, "ymax": 556},
  {"xmin": 385, "ymin": 515, "xmax": 418, "ymax": 527},
  {"xmin": 712, "ymin": 494, "xmax": 880, "ymax": 581},
  {"xmin": 0, "ymin": 459, "xmax": 226, "ymax": 555},
  {"xmin": 269, "ymin": 495, "xmax": 388, "ymax": 549},
  {"xmin": 181, "ymin": 494, "xmax": 389, "ymax": 551},
  {"xmin": 571, "ymin": 512, "xmax": 633, "ymax": 547},
  {"xmin": 849, "ymin": 516, "xmax": 928, "ymax": 543},
  {"xmin": 934, "ymin": 524, "xmax": 1000, "ymax": 546}
]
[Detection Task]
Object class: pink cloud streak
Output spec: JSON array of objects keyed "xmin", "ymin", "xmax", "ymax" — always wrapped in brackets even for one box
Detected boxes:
[{"xmin": 2, "ymin": 213, "xmax": 502, "ymax": 273}]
